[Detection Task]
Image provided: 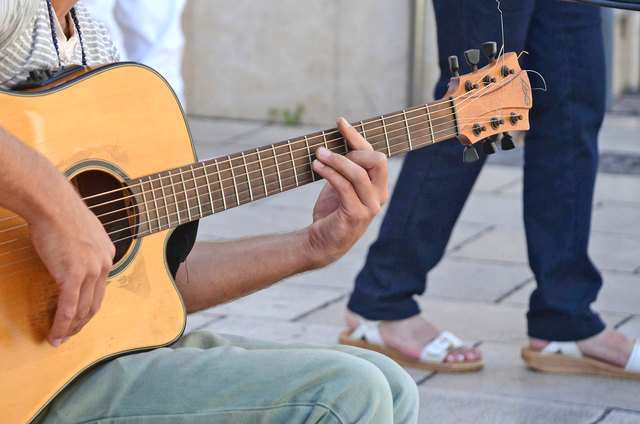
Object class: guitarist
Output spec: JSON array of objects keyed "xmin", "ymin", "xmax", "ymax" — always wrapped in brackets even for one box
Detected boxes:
[{"xmin": 0, "ymin": 1, "xmax": 419, "ymax": 423}]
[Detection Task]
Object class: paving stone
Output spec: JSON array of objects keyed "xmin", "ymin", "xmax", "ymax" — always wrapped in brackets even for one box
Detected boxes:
[
  {"xmin": 451, "ymin": 226, "xmax": 529, "ymax": 265},
  {"xmin": 417, "ymin": 386, "xmax": 604, "ymax": 424},
  {"xmin": 472, "ymin": 164, "xmax": 523, "ymax": 194},
  {"xmin": 592, "ymin": 200, "xmax": 640, "ymax": 236},
  {"xmin": 594, "ymin": 173, "xmax": 640, "ymax": 203},
  {"xmin": 458, "ymin": 192, "xmax": 523, "ymax": 229},
  {"xmin": 600, "ymin": 410, "xmax": 640, "ymax": 424},
  {"xmin": 590, "ymin": 232, "xmax": 640, "ymax": 273},
  {"xmin": 599, "ymin": 114, "xmax": 640, "ymax": 155},
  {"xmin": 426, "ymin": 258, "xmax": 532, "ymax": 302},
  {"xmin": 185, "ymin": 310, "xmax": 222, "ymax": 334},
  {"xmin": 194, "ymin": 314, "xmax": 344, "ymax": 346},
  {"xmin": 425, "ymin": 341, "xmax": 640, "ymax": 411},
  {"xmin": 207, "ymin": 280, "xmax": 346, "ymax": 320}
]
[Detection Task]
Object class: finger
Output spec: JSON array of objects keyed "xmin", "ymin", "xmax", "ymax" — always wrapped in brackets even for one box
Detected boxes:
[
  {"xmin": 337, "ymin": 117, "xmax": 373, "ymax": 152},
  {"xmin": 312, "ymin": 158, "xmax": 362, "ymax": 213},
  {"xmin": 47, "ymin": 279, "xmax": 81, "ymax": 347},
  {"xmin": 314, "ymin": 147, "xmax": 378, "ymax": 211},
  {"xmin": 66, "ymin": 274, "xmax": 98, "ymax": 337},
  {"xmin": 346, "ymin": 150, "xmax": 388, "ymax": 202}
]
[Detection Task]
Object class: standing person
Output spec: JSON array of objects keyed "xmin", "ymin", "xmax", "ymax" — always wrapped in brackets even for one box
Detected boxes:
[
  {"xmin": 1, "ymin": 1, "xmax": 419, "ymax": 422},
  {"xmin": 340, "ymin": 0, "xmax": 640, "ymax": 378},
  {"xmin": 83, "ymin": 0, "xmax": 187, "ymax": 104}
]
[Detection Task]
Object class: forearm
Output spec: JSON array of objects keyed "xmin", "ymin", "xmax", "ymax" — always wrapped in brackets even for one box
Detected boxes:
[
  {"xmin": 176, "ymin": 230, "xmax": 322, "ymax": 313},
  {"xmin": 0, "ymin": 126, "xmax": 70, "ymax": 224}
]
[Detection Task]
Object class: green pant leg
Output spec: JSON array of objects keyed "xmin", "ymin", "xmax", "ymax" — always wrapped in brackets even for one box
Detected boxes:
[{"xmin": 36, "ymin": 332, "xmax": 418, "ymax": 424}]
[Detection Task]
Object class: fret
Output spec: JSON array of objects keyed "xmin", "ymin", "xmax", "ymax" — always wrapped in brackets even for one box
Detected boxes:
[
  {"xmin": 402, "ymin": 109, "xmax": 413, "ymax": 150},
  {"xmin": 214, "ymin": 159, "xmax": 227, "ymax": 210},
  {"xmin": 150, "ymin": 176, "xmax": 162, "ymax": 229},
  {"xmin": 256, "ymin": 148, "xmax": 268, "ymax": 196},
  {"xmin": 166, "ymin": 171, "xmax": 178, "ymax": 226},
  {"xmin": 228, "ymin": 155, "xmax": 241, "ymax": 206},
  {"xmin": 271, "ymin": 144, "xmax": 283, "ymax": 192},
  {"xmin": 360, "ymin": 120, "xmax": 367, "ymax": 139},
  {"xmin": 380, "ymin": 115, "xmax": 391, "ymax": 157},
  {"xmin": 342, "ymin": 134, "xmax": 349, "ymax": 154},
  {"xmin": 322, "ymin": 131, "xmax": 329, "ymax": 149},
  {"xmin": 177, "ymin": 168, "xmax": 192, "ymax": 222},
  {"xmin": 203, "ymin": 162, "xmax": 215, "ymax": 214},
  {"xmin": 190, "ymin": 165, "xmax": 204, "ymax": 218},
  {"xmin": 287, "ymin": 141, "xmax": 299, "ymax": 187},
  {"xmin": 304, "ymin": 136, "xmax": 315, "ymax": 182},
  {"xmin": 158, "ymin": 173, "xmax": 172, "ymax": 230},
  {"xmin": 424, "ymin": 104, "xmax": 435, "ymax": 144},
  {"xmin": 241, "ymin": 152, "xmax": 254, "ymax": 202},
  {"xmin": 140, "ymin": 178, "xmax": 153, "ymax": 235}
]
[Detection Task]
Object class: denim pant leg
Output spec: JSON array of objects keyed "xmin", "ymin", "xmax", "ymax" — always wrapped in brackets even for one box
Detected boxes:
[
  {"xmin": 523, "ymin": 1, "xmax": 606, "ymax": 341},
  {"xmin": 36, "ymin": 332, "xmax": 419, "ymax": 424},
  {"xmin": 348, "ymin": 0, "xmax": 533, "ymax": 320}
]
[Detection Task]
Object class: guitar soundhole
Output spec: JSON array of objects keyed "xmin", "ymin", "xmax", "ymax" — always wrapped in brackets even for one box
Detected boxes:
[{"xmin": 70, "ymin": 170, "xmax": 137, "ymax": 265}]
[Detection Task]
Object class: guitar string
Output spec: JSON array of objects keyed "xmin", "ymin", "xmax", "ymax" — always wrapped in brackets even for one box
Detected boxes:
[
  {"xmin": 0, "ymin": 65, "xmax": 516, "ymax": 233},
  {"xmin": 74, "ymin": 69, "xmax": 520, "ymax": 215},
  {"xmin": 0, "ymin": 108, "xmax": 518, "ymax": 243},
  {"xmin": 75, "ymin": 64, "xmax": 517, "ymax": 206},
  {"xmin": 0, "ymin": 110, "xmax": 522, "ymax": 271},
  {"xmin": 0, "ymin": 125, "xmax": 471, "ymax": 271},
  {"xmin": 0, "ymin": 68, "xmax": 525, "ymax": 255},
  {"xmin": 0, "ymin": 86, "xmax": 522, "ymax": 244}
]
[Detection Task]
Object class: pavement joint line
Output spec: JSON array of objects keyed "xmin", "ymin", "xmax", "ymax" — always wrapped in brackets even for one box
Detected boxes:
[
  {"xmin": 447, "ymin": 256, "xmax": 528, "ymax": 267},
  {"xmin": 438, "ymin": 255, "xmax": 532, "ymax": 269},
  {"xmin": 446, "ymin": 224, "xmax": 495, "ymax": 253},
  {"xmin": 493, "ymin": 276, "xmax": 535, "ymax": 304},
  {"xmin": 291, "ymin": 293, "xmax": 349, "ymax": 322},
  {"xmin": 591, "ymin": 408, "xmax": 613, "ymax": 424},
  {"xmin": 613, "ymin": 315, "xmax": 635, "ymax": 329}
]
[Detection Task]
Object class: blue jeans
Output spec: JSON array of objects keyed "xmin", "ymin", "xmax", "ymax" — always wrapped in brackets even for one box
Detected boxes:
[{"xmin": 348, "ymin": 0, "xmax": 606, "ymax": 341}]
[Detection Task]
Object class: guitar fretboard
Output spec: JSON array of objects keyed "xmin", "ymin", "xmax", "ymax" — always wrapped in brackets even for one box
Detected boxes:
[{"xmin": 128, "ymin": 98, "xmax": 458, "ymax": 237}]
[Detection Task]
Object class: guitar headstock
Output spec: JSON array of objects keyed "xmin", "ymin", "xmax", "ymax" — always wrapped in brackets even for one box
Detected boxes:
[{"xmin": 443, "ymin": 46, "xmax": 532, "ymax": 159}]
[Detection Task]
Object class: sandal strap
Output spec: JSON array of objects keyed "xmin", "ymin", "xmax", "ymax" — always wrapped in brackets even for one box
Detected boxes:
[
  {"xmin": 351, "ymin": 319, "xmax": 384, "ymax": 346},
  {"xmin": 540, "ymin": 341, "xmax": 582, "ymax": 358},
  {"xmin": 624, "ymin": 340, "xmax": 640, "ymax": 372},
  {"xmin": 419, "ymin": 331, "xmax": 463, "ymax": 363}
]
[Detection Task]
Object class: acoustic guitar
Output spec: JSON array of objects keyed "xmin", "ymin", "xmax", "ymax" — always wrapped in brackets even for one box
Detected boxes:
[{"xmin": 0, "ymin": 49, "xmax": 531, "ymax": 423}]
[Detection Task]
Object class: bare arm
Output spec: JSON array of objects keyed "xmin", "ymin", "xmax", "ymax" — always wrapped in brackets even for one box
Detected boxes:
[
  {"xmin": 176, "ymin": 118, "xmax": 388, "ymax": 312},
  {"xmin": 0, "ymin": 126, "xmax": 114, "ymax": 346}
]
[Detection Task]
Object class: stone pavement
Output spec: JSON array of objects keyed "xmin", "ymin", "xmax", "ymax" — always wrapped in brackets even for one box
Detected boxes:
[{"xmin": 183, "ymin": 112, "xmax": 640, "ymax": 424}]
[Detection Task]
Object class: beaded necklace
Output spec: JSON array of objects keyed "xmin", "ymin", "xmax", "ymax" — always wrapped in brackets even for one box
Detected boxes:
[{"xmin": 45, "ymin": 0, "xmax": 87, "ymax": 67}]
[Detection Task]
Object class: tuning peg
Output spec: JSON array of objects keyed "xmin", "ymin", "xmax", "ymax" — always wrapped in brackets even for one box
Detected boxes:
[
  {"xmin": 448, "ymin": 55, "xmax": 460, "ymax": 77},
  {"xmin": 482, "ymin": 41, "xmax": 497, "ymax": 63},
  {"xmin": 501, "ymin": 132, "xmax": 516, "ymax": 150},
  {"xmin": 464, "ymin": 49, "xmax": 480, "ymax": 72},
  {"xmin": 482, "ymin": 137, "xmax": 498, "ymax": 155},
  {"xmin": 463, "ymin": 146, "xmax": 480, "ymax": 163}
]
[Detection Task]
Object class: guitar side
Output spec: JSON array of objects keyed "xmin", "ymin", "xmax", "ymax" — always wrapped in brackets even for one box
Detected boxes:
[{"xmin": 0, "ymin": 64, "xmax": 193, "ymax": 423}]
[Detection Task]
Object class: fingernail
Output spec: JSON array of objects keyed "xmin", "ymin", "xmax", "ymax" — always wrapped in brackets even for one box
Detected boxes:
[
  {"xmin": 62, "ymin": 337, "xmax": 71, "ymax": 344},
  {"xmin": 313, "ymin": 159, "xmax": 325, "ymax": 169},
  {"xmin": 457, "ymin": 354, "xmax": 465, "ymax": 361},
  {"xmin": 317, "ymin": 147, "xmax": 330, "ymax": 160},
  {"xmin": 337, "ymin": 117, "xmax": 351, "ymax": 127},
  {"xmin": 52, "ymin": 338, "xmax": 62, "ymax": 347}
]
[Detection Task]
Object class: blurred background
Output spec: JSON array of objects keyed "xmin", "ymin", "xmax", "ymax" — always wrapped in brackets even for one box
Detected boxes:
[{"xmin": 181, "ymin": 1, "xmax": 640, "ymax": 124}]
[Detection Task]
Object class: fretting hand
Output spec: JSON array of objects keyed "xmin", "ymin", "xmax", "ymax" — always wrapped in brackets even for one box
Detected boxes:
[{"xmin": 305, "ymin": 117, "xmax": 388, "ymax": 266}]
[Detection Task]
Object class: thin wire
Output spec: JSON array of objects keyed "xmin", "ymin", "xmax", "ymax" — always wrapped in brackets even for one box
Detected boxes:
[{"xmin": 0, "ymin": 70, "xmax": 524, "ymax": 245}]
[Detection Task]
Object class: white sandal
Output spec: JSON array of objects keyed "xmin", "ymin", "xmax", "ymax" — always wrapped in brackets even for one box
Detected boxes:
[
  {"xmin": 521, "ymin": 339, "xmax": 640, "ymax": 379},
  {"xmin": 339, "ymin": 317, "xmax": 483, "ymax": 372}
]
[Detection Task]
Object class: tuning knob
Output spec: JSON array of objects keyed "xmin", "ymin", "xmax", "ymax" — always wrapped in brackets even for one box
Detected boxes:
[
  {"xmin": 501, "ymin": 132, "xmax": 516, "ymax": 150},
  {"xmin": 482, "ymin": 41, "xmax": 497, "ymax": 63},
  {"xmin": 482, "ymin": 138, "xmax": 498, "ymax": 155},
  {"xmin": 448, "ymin": 55, "xmax": 460, "ymax": 77},
  {"xmin": 464, "ymin": 49, "xmax": 480, "ymax": 72},
  {"xmin": 463, "ymin": 146, "xmax": 480, "ymax": 163}
]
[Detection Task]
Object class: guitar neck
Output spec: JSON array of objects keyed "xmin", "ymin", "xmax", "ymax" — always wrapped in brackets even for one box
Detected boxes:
[{"xmin": 128, "ymin": 98, "xmax": 459, "ymax": 237}]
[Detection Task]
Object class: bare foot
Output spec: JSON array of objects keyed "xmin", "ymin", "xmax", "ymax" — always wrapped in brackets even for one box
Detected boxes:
[
  {"xmin": 529, "ymin": 327, "xmax": 635, "ymax": 368},
  {"xmin": 346, "ymin": 309, "xmax": 482, "ymax": 363}
]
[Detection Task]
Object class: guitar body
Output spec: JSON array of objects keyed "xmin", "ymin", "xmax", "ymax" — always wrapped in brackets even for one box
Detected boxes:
[{"xmin": 0, "ymin": 64, "xmax": 192, "ymax": 423}]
